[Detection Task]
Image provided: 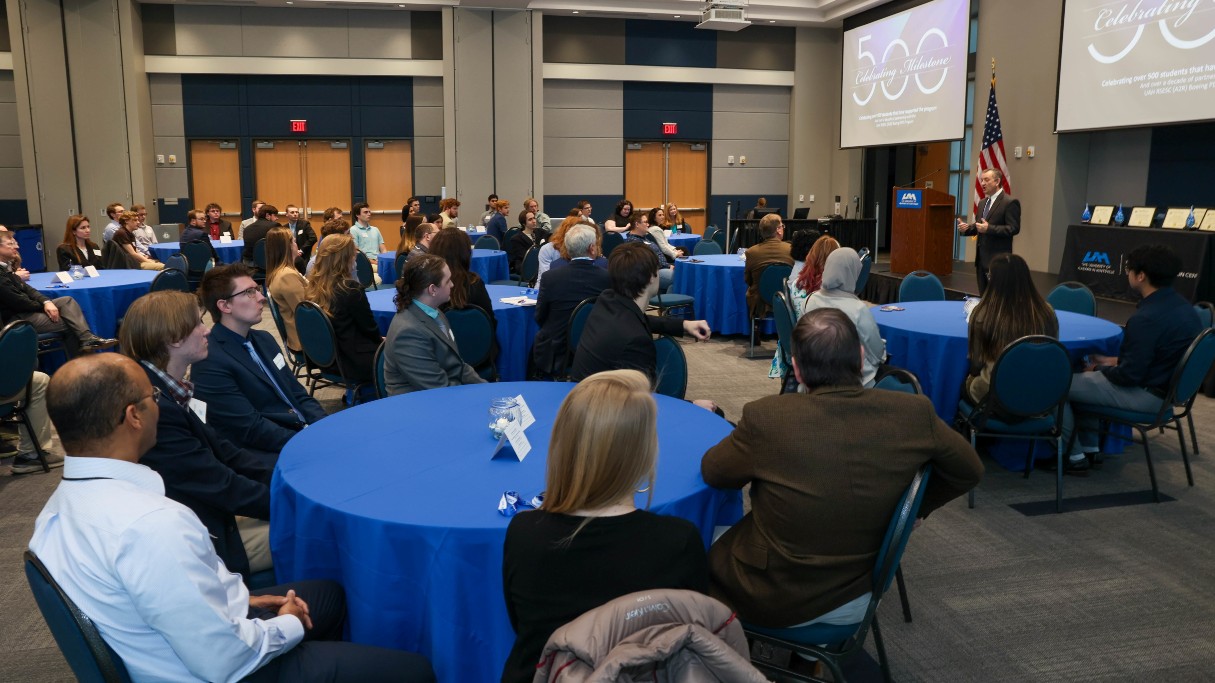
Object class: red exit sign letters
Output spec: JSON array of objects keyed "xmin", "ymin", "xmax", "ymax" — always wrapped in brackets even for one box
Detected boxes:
[
  {"xmin": 291, "ymin": 119, "xmax": 307, "ymax": 133},
  {"xmin": 662, "ymin": 122, "xmax": 678, "ymax": 135}
]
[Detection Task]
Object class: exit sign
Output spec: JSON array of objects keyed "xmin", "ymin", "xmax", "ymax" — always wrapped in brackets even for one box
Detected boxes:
[
  {"xmin": 291, "ymin": 119, "xmax": 307, "ymax": 133},
  {"xmin": 662, "ymin": 122, "xmax": 678, "ymax": 135}
]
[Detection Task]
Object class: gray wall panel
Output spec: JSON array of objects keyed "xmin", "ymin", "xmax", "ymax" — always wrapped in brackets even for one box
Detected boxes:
[
  {"xmin": 148, "ymin": 73, "xmax": 182, "ymax": 105},
  {"xmin": 492, "ymin": 9, "xmax": 536, "ymax": 202},
  {"xmin": 544, "ymin": 108, "xmax": 622, "ymax": 139},
  {"xmin": 717, "ymin": 26, "xmax": 795, "ymax": 71},
  {"xmin": 155, "ymin": 167, "xmax": 189, "ymax": 199},
  {"xmin": 712, "ymin": 167, "xmax": 789, "ymax": 195},
  {"xmin": 413, "ymin": 77, "xmax": 443, "ymax": 107},
  {"xmin": 349, "ymin": 11, "xmax": 412, "ymax": 59},
  {"xmin": 0, "ymin": 72, "xmax": 16, "ymax": 103},
  {"xmin": 414, "ymin": 165, "xmax": 443, "ymax": 195},
  {"xmin": 544, "ymin": 80, "xmax": 622, "ymax": 110},
  {"xmin": 713, "ymin": 85, "xmax": 790, "ymax": 114},
  {"xmin": 240, "ymin": 8, "xmax": 340, "ymax": 58},
  {"xmin": 410, "ymin": 11, "xmax": 442, "ymax": 61},
  {"xmin": 0, "ymin": 102, "xmax": 17, "ymax": 132},
  {"xmin": 153, "ymin": 136, "xmax": 185, "ymax": 164},
  {"xmin": 413, "ymin": 136, "xmax": 444, "ymax": 168},
  {"xmin": 713, "ymin": 111, "xmax": 789, "ymax": 141},
  {"xmin": 543, "ymin": 137, "xmax": 621, "ymax": 167},
  {"xmin": 544, "ymin": 165, "xmax": 622, "ymax": 196},
  {"xmin": 1086, "ymin": 128, "xmax": 1149, "ymax": 205},
  {"xmin": 173, "ymin": 6, "xmax": 243, "ymax": 57},
  {"xmin": 543, "ymin": 16, "xmax": 624, "ymax": 65},
  {"xmin": 0, "ymin": 135, "xmax": 21, "ymax": 167},
  {"xmin": 414, "ymin": 105, "xmax": 444, "ymax": 137},
  {"xmin": 141, "ymin": 4, "xmax": 176, "ymax": 56},
  {"xmin": 0, "ymin": 168, "xmax": 24, "ymax": 200},
  {"xmin": 151, "ymin": 103, "xmax": 184, "ymax": 137},
  {"xmin": 451, "ymin": 8, "xmax": 494, "ymax": 202},
  {"xmin": 711, "ymin": 140, "xmax": 789, "ymax": 168}
]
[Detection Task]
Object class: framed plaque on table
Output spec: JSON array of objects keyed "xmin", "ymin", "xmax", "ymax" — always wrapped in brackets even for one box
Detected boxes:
[
  {"xmin": 1127, "ymin": 207, "xmax": 1156, "ymax": 228},
  {"xmin": 1162, "ymin": 208, "xmax": 1205, "ymax": 229},
  {"xmin": 1089, "ymin": 206, "xmax": 1114, "ymax": 225},
  {"xmin": 1201, "ymin": 211, "xmax": 1215, "ymax": 231}
]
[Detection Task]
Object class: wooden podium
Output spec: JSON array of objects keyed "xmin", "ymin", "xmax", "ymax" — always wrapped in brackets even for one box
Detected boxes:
[{"xmin": 890, "ymin": 187, "xmax": 955, "ymax": 275}]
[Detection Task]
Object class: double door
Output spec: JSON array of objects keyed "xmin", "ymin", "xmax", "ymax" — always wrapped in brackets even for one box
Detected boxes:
[{"xmin": 624, "ymin": 141, "xmax": 709, "ymax": 234}]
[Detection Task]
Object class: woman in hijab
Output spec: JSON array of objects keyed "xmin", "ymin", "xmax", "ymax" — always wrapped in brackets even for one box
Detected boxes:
[{"xmin": 801, "ymin": 247, "xmax": 886, "ymax": 387}]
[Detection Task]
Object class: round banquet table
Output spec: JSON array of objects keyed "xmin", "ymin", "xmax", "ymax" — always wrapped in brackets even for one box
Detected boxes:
[
  {"xmin": 149, "ymin": 240, "xmax": 244, "ymax": 265},
  {"xmin": 367, "ymin": 284, "xmax": 540, "ymax": 381},
  {"xmin": 30, "ymin": 270, "xmax": 157, "ymax": 338},
  {"xmin": 377, "ymin": 248, "xmax": 508, "ymax": 286},
  {"xmin": 670, "ymin": 254, "xmax": 774, "ymax": 336},
  {"xmin": 270, "ymin": 381, "xmax": 742, "ymax": 683},
  {"xmin": 667, "ymin": 233, "xmax": 701, "ymax": 253}
]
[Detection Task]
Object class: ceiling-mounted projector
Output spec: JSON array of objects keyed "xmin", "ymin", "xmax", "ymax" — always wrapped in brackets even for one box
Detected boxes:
[{"xmin": 696, "ymin": 1, "xmax": 750, "ymax": 31}]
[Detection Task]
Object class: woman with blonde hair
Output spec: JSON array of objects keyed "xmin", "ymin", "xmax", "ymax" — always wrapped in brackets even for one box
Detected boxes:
[
  {"xmin": 305, "ymin": 234, "xmax": 381, "ymax": 383},
  {"xmin": 664, "ymin": 203, "xmax": 692, "ymax": 233},
  {"xmin": 500, "ymin": 369, "xmax": 709, "ymax": 683},
  {"xmin": 265, "ymin": 227, "xmax": 307, "ymax": 354},
  {"xmin": 56, "ymin": 215, "xmax": 103, "ymax": 271}
]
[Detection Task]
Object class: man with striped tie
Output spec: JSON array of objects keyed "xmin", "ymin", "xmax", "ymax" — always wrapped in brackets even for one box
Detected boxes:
[{"xmin": 956, "ymin": 168, "xmax": 1020, "ymax": 294}]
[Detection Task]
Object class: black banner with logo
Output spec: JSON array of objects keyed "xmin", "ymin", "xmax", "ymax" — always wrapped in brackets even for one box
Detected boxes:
[{"xmin": 1058, "ymin": 224, "xmax": 1213, "ymax": 303}]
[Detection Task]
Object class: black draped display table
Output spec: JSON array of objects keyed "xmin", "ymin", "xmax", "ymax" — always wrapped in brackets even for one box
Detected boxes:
[
  {"xmin": 1058, "ymin": 224, "xmax": 1214, "ymax": 303},
  {"xmin": 728, "ymin": 218, "xmax": 877, "ymax": 252}
]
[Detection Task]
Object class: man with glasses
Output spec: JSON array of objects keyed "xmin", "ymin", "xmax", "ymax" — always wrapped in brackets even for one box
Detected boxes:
[
  {"xmin": 102, "ymin": 202, "xmax": 124, "ymax": 242},
  {"xmin": 743, "ymin": 212, "xmax": 793, "ymax": 319},
  {"xmin": 193, "ymin": 264, "xmax": 326, "ymax": 462}
]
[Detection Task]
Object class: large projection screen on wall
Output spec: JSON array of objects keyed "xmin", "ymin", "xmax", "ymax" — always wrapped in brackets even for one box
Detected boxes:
[
  {"xmin": 840, "ymin": 0, "xmax": 969, "ymax": 148},
  {"xmin": 1057, "ymin": 0, "xmax": 1215, "ymax": 132}
]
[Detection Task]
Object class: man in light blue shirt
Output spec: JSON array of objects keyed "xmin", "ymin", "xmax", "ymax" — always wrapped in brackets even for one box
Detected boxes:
[
  {"xmin": 102, "ymin": 202, "xmax": 124, "ymax": 242},
  {"xmin": 30, "ymin": 354, "xmax": 435, "ymax": 683},
  {"xmin": 349, "ymin": 202, "xmax": 385, "ymax": 262}
]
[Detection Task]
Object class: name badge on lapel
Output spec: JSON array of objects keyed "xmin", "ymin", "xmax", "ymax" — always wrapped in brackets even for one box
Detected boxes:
[
  {"xmin": 188, "ymin": 398, "xmax": 207, "ymax": 423},
  {"xmin": 273, "ymin": 353, "xmax": 286, "ymax": 370}
]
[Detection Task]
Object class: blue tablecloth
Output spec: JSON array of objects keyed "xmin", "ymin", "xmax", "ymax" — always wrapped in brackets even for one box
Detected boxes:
[
  {"xmin": 670, "ymin": 254, "xmax": 773, "ymax": 336},
  {"xmin": 30, "ymin": 270, "xmax": 157, "ymax": 338},
  {"xmin": 149, "ymin": 240, "xmax": 244, "ymax": 265},
  {"xmin": 367, "ymin": 285, "xmax": 540, "ymax": 381},
  {"xmin": 377, "ymin": 248, "xmax": 509, "ymax": 287},
  {"xmin": 668, "ymin": 233, "xmax": 701, "ymax": 252},
  {"xmin": 271, "ymin": 381, "xmax": 741, "ymax": 683}
]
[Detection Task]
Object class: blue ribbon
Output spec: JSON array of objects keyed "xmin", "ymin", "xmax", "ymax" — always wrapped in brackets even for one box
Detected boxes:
[{"xmin": 498, "ymin": 491, "xmax": 545, "ymax": 517}]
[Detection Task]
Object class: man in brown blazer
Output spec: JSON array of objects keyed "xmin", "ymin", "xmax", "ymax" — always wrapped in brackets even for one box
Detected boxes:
[
  {"xmin": 701, "ymin": 308, "xmax": 983, "ymax": 628},
  {"xmin": 743, "ymin": 213, "xmax": 793, "ymax": 316}
]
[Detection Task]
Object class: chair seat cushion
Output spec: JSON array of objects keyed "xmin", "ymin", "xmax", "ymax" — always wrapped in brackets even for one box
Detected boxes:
[
  {"xmin": 957, "ymin": 400, "xmax": 1057, "ymax": 435},
  {"xmin": 1072, "ymin": 402, "xmax": 1166, "ymax": 425},
  {"xmin": 650, "ymin": 293, "xmax": 695, "ymax": 306},
  {"xmin": 745, "ymin": 620, "xmax": 860, "ymax": 649}
]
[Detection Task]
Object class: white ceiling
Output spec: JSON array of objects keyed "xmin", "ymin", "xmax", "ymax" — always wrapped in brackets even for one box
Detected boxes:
[{"xmin": 146, "ymin": 0, "xmax": 894, "ymax": 28}]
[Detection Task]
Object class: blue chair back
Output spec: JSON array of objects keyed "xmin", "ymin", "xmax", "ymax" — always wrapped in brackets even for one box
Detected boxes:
[
  {"xmin": 567, "ymin": 297, "xmax": 596, "ymax": 366},
  {"xmin": 759, "ymin": 263, "xmax": 793, "ymax": 307},
  {"xmin": 702, "ymin": 225, "xmax": 719, "ymax": 243},
  {"xmin": 1193, "ymin": 301, "xmax": 1214, "ymax": 329},
  {"xmin": 180, "ymin": 241, "xmax": 213, "ymax": 276},
  {"xmin": 872, "ymin": 466, "xmax": 932, "ymax": 596},
  {"xmin": 771, "ymin": 291, "xmax": 795, "ymax": 361},
  {"xmin": 150, "ymin": 268, "xmax": 190, "ymax": 292},
  {"xmin": 988, "ymin": 336, "xmax": 1073, "ymax": 419},
  {"xmin": 446, "ymin": 305, "xmax": 496, "ymax": 379},
  {"xmin": 0, "ymin": 321, "xmax": 37, "ymax": 405},
  {"xmin": 693, "ymin": 240, "xmax": 722, "ymax": 256},
  {"xmin": 519, "ymin": 246, "xmax": 541, "ymax": 284},
  {"xmin": 354, "ymin": 252, "xmax": 375, "ymax": 289},
  {"xmin": 373, "ymin": 341, "xmax": 388, "ymax": 399},
  {"xmin": 711, "ymin": 230, "xmax": 727, "ymax": 253},
  {"xmin": 1047, "ymin": 281, "xmax": 1097, "ymax": 317},
  {"xmin": 294, "ymin": 301, "xmax": 338, "ymax": 369},
  {"xmin": 474, "ymin": 235, "xmax": 500, "ymax": 251},
  {"xmin": 504, "ymin": 228, "xmax": 520, "ymax": 246},
  {"xmin": 395, "ymin": 251, "xmax": 409, "ymax": 281},
  {"xmin": 652, "ymin": 335, "xmax": 688, "ymax": 400},
  {"xmin": 874, "ymin": 368, "xmax": 923, "ymax": 395},
  {"xmin": 252, "ymin": 239, "xmax": 267, "ymax": 270},
  {"xmin": 163, "ymin": 253, "xmax": 188, "ymax": 275},
  {"xmin": 24, "ymin": 550, "xmax": 133, "ymax": 683},
  {"xmin": 856, "ymin": 253, "xmax": 873, "ymax": 295},
  {"xmin": 601, "ymin": 232, "xmax": 625, "ymax": 257},
  {"xmin": 898, "ymin": 270, "xmax": 945, "ymax": 302},
  {"xmin": 1169, "ymin": 328, "xmax": 1215, "ymax": 406}
]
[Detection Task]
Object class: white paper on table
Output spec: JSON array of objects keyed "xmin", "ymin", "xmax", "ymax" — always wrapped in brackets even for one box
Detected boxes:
[
  {"xmin": 84, "ymin": 266, "xmax": 100, "ymax": 278},
  {"xmin": 498, "ymin": 296, "xmax": 537, "ymax": 306},
  {"xmin": 220, "ymin": 235, "xmax": 233, "ymax": 243},
  {"xmin": 513, "ymin": 394, "xmax": 536, "ymax": 430},
  {"xmin": 493, "ymin": 421, "xmax": 530, "ymax": 461},
  {"xmin": 55, "ymin": 271, "xmax": 73, "ymax": 284}
]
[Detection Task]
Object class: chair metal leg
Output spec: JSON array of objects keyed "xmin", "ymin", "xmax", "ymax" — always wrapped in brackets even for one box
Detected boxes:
[
  {"xmin": 18, "ymin": 412, "xmax": 50, "ymax": 473},
  {"xmin": 968, "ymin": 429, "xmax": 977, "ymax": 509},
  {"xmin": 895, "ymin": 567, "xmax": 913, "ymax": 623},
  {"xmin": 1186, "ymin": 412, "xmax": 1200, "ymax": 457},
  {"xmin": 1023, "ymin": 442, "xmax": 1035, "ymax": 479},
  {"xmin": 1140, "ymin": 427, "xmax": 1161, "ymax": 502},
  {"xmin": 1055, "ymin": 439, "xmax": 1064, "ymax": 514},
  {"xmin": 748, "ymin": 317, "xmax": 758, "ymax": 357},
  {"xmin": 872, "ymin": 616, "xmax": 892, "ymax": 683},
  {"xmin": 1175, "ymin": 417, "xmax": 1195, "ymax": 487}
]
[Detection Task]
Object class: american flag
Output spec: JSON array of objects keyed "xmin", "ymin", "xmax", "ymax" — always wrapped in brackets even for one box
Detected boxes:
[{"xmin": 973, "ymin": 75, "xmax": 1011, "ymax": 215}]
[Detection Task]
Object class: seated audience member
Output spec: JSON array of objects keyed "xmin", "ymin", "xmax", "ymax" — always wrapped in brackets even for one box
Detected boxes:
[
  {"xmin": 305, "ymin": 235, "xmax": 382, "ymax": 385},
  {"xmin": 532, "ymin": 225, "xmax": 609, "ymax": 378},
  {"xmin": 241, "ymin": 204, "xmax": 281, "ymax": 266},
  {"xmin": 793, "ymin": 235, "xmax": 839, "ymax": 314},
  {"xmin": 664, "ymin": 203, "xmax": 692, "ymax": 233},
  {"xmin": 480, "ymin": 193, "xmax": 499, "ymax": 226},
  {"xmin": 577, "ymin": 199, "xmax": 597, "ymax": 227},
  {"xmin": 702, "ymin": 308, "xmax": 983, "ymax": 629},
  {"xmin": 536, "ymin": 210, "xmax": 585, "ymax": 286},
  {"xmin": 623, "ymin": 212, "xmax": 674, "ymax": 293},
  {"xmin": 102, "ymin": 202, "xmax": 124, "ymax": 242},
  {"xmin": 802, "ymin": 248, "xmax": 887, "ymax": 387},
  {"xmin": 397, "ymin": 214, "xmax": 426, "ymax": 253},
  {"xmin": 508, "ymin": 208, "xmax": 548, "ymax": 275},
  {"xmin": 523, "ymin": 197, "xmax": 550, "ymax": 233},
  {"xmin": 0, "ymin": 231, "xmax": 116, "ymax": 355},
  {"xmin": 265, "ymin": 226, "xmax": 308, "ymax": 355},
  {"xmin": 56, "ymin": 214, "xmax": 103, "ymax": 271},
  {"xmin": 603, "ymin": 199, "xmax": 634, "ymax": 234},
  {"xmin": 646, "ymin": 206, "xmax": 684, "ymax": 260},
  {"xmin": 112, "ymin": 210, "xmax": 164, "ymax": 270},
  {"xmin": 401, "ymin": 196, "xmax": 421, "ymax": 225},
  {"xmin": 384, "ymin": 254, "xmax": 486, "ymax": 395},
  {"xmin": 744, "ymin": 213, "xmax": 792, "ymax": 317},
  {"xmin": 181, "ymin": 209, "xmax": 221, "ymax": 263},
  {"xmin": 438, "ymin": 198, "xmax": 460, "ymax": 229},
  {"xmin": 1060, "ymin": 244, "xmax": 1202, "ymax": 473},
  {"xmin": 486, "ymin": 198, "xmax": 512, "ymax": 245},
  {"xmin": 120, "ymin": 291, "xmax": 275, "ymax": 577},
  {"xmin": 283, "ymin": 205, "xmax": 316, "ymax": 270},
  {"xmin": 0, "ymin": 363, "xmax": 62, "ymax": 474},
  {"xmin": 323, "ymin": 206, "xmax": 344, "ymax": 224},
  {"xmin": 238, "ymin": 200, "xmax": 264, "ymax": 239},
  {"xmin": 349, "ymin": 203, "xmax": 386, "ymax": 267},
  {"xmin": 32, "ymin": 354, "xmax": 436, "ymax": 683},
  {"xmin": 501, "ymin": 369, "xmax": 709, "ymax": 683},
  {"xmin": 131, "ymin": 204, "xmax": 156, "ymax": 257},
  {"xmin": 306, "ymin": 218, "xmax": 351, "ymax": 275},
  {"xmin": 429, "ymin": 227, "xmax": 497, "ymax": 332},
  {"xmin": 411, "ymin": 222, "xmax": 437, "ymax": 261},
  {"xmin": 193, "ymin": 264, "xmax": 327, "ymax": 461},
  {"xmin": 747, "ymin": 197, "xmax": 767, "ymax": 220},
  {"xmin": 571, "ymin": 242, "xmax": 711, "ymax": 392},
  {"xmin": 204, "ymin": 202, "xmax": 233, "ymax": 240},
  {"xmin": 784, "ymin": 229, "xmax": 821, "ymax": 312},
  {"xmin": 964, "ymin": 253, "xmax": 1058, "ymax": 405}
]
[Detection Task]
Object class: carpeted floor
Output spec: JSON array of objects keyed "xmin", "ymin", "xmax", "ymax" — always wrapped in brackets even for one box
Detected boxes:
[{"xmin": 2, "ymin": 311, "xmax": 1214, "ymax": 682}]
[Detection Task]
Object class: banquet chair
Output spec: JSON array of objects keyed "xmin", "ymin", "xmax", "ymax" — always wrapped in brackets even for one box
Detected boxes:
[
  {"xmin": 294, "ymin": 301, "xmax": 372, "ymax": 404},
  {"xmin": 744, "ymin": 466, "xmax": 933, "ymax": 683},
  {"xmin": 1073, "ymin": 328, "xmax": 1215, "ymax": 499},
  {"xmin": 856, "ymin": 248, "xmax": 873, "ymax": 296},
  {"xmin": 492, "ymin": 246, "xmax": 539, "ymax": 287},
  {"xmin": 565, "ymin": 297, "xmax": 596, "ymax": 374},
  {"xmin": 474, "ymin": 235, "xmax": 500, "ymax": 251},
  {"xmin": 0, "ymin": 321, "xmax": 51, "ymax": 473},
  {"xmin": 150, "ymin": 268, "xmax": 190, "ymax": 293},
  {"xmin": 601, "ymin": 232, "xmax": 625, "ymax": 257},
  {"xmin": 180, "ymin": 241, "xmax": 214, "ymax": 288},
  {"xmin": 693, "ymin": 240, "xmax": 723, "ymax": 256},
  {"xmin": 251, "ymin": 239, "xmax": 267, "ymax": 287},
  {"xmin": 394, "ymin": 251, "xmax": 409, "ymax": 282},
  {"xmin": 898, "ymin": 271, "xmax": 945, "ymax": 303},
  {"xmin": 703, "ymin": 225, "xmax": 719, "ymax": 243},
  {"xmin": 1196, "ymin": 302, "xmax": 1215, "ymax": 397},
  {"xmin": 771, "ymin": 291, "xmax": 797, "ymax": 395},
  {"xmin": 1047, "ymin": 281, "xmax": 1097, "ymax": 317},
  {"xmin": 373, "ymin": 341, "xmax": 388, "ymax": 399},
  {"xmin": 24, "ymin": 550, "xmax": 133, "ymax": 683},
  {"xmin": 648, "ymin": 289, "xmax": 695, "ymax": 319},
  {"xmin": 266, "ymin": 295, "xmax": 306, "ymax": 378},
  {"xmin": 503, "ymin": 228, "xmax": 521, "ymax": 250},
  {"xmin": 956, "ymin": 336, "xmax": 1073, "ymax": 513},
  {"xmin": 163, "ymin": 253, "xmax": 188, "ymax": 276},
  {"xmin": 354, "ymin": 252, "xmax": 376, "ymax": 290},
  {"xmin": 749, "ymin": 264, "xmax": 793, "ymax": 358},
  {"xmin": 446, "ymin": 305, "xmax": 497, "ymax": 382},
  {"xmin": 653, "ymin": 335, "xmax": 688, "ymax": 400},
  {"xmin": 712, "ymin": 230, "xmax": 728, "ymax": 254},
  {"xmin": 101, "ymin": 240, "xmax": 139, "ymax": 270}
]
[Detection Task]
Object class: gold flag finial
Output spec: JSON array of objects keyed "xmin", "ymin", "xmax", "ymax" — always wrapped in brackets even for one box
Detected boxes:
[{"xmin": 990, "ymin": 58, "xmax": 996, "ymax": 87}]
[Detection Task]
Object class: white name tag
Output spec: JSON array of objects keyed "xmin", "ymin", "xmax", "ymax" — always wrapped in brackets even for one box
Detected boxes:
[
  {"xmin": 84, "ymin": 266, "xmax": 100, "ymax": 278},
  {"xmin": 513, "ymin": 394, "xmax": 536, "ymax": 430},
  {"xmin": 188, "ymin": 398, "xmax": 207, "ymax": 423},
  {"xmin": 54, "ymin": 271, "xmax": 73, "ymax": 284},
  {"xmin": 273, "ymin": 353, "xmax": 286, "ymax": 370}
]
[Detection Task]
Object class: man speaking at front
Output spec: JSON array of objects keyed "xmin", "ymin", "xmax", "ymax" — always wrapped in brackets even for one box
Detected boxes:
[{"xmin": 957, "ymin": 168, "xmax": 1019, "ymax": 293}]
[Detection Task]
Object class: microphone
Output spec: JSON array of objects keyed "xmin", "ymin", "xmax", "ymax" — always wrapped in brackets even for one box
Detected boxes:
[{"xmin": 895, "ymin": 168, "xmax": 943, "ymax": 189}]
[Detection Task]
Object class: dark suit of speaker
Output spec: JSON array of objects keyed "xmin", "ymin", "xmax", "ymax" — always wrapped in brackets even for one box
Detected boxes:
[{"xmin": 959, "ymin": 192, "xmax": 1020, "ymax": 292}]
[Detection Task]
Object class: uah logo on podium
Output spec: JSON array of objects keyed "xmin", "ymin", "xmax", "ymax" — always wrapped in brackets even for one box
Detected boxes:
[{"xmin": 896, "ymin": 190, "xmax": 922, "ymax": 209}]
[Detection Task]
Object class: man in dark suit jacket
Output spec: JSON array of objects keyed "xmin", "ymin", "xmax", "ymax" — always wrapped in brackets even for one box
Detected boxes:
[
  {"xmin": 193, "ymin": 264, "xmax": 327, "ymax": 461},
  {"xmin": 532, "ymin": 224, "xmax": 608, "ymax": 377},
  {"xmin": 957, "ymin": 168, "xmax": 1020, "ymax": 293},
  {"xmin": 204, "ymin": 202, "xmax": 233, "ymax": 240},
  {"xmin": 701, "ymin": 309, "xmax": 983, "ymax": 628},
  {"xmin": 182, "ymin": 210, "xmax": 220, "ymax": 262},
  {"xmin": 120, "ymin": 290, "xmax": 273, "ymax": 579},
  {"xmin": 743, "ymin": 213, "xmax": 793, "ymax": 316},
  {"xmin": 284, "ymin": 204, "xmax": 316, "ymax": 270},
  {"xmin": 241, "ymin": 204, "xmax": 281, "ymax": 266}
]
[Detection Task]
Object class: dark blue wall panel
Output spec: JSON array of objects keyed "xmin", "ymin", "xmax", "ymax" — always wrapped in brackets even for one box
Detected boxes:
[
  {"xmin": 624, "ymin": 20, "xmax": 716, "ymax": 68},
  {"xmin": 1147, "ymin": 122, "xmax": 1215, "ymax": 207},
  {"xmin": 0, "ymin": 200, "xmax": 31, "ymax": 229},
  {"xmin": 622, "ymin": 82, "xmax": 712, "ymax": 140}
]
